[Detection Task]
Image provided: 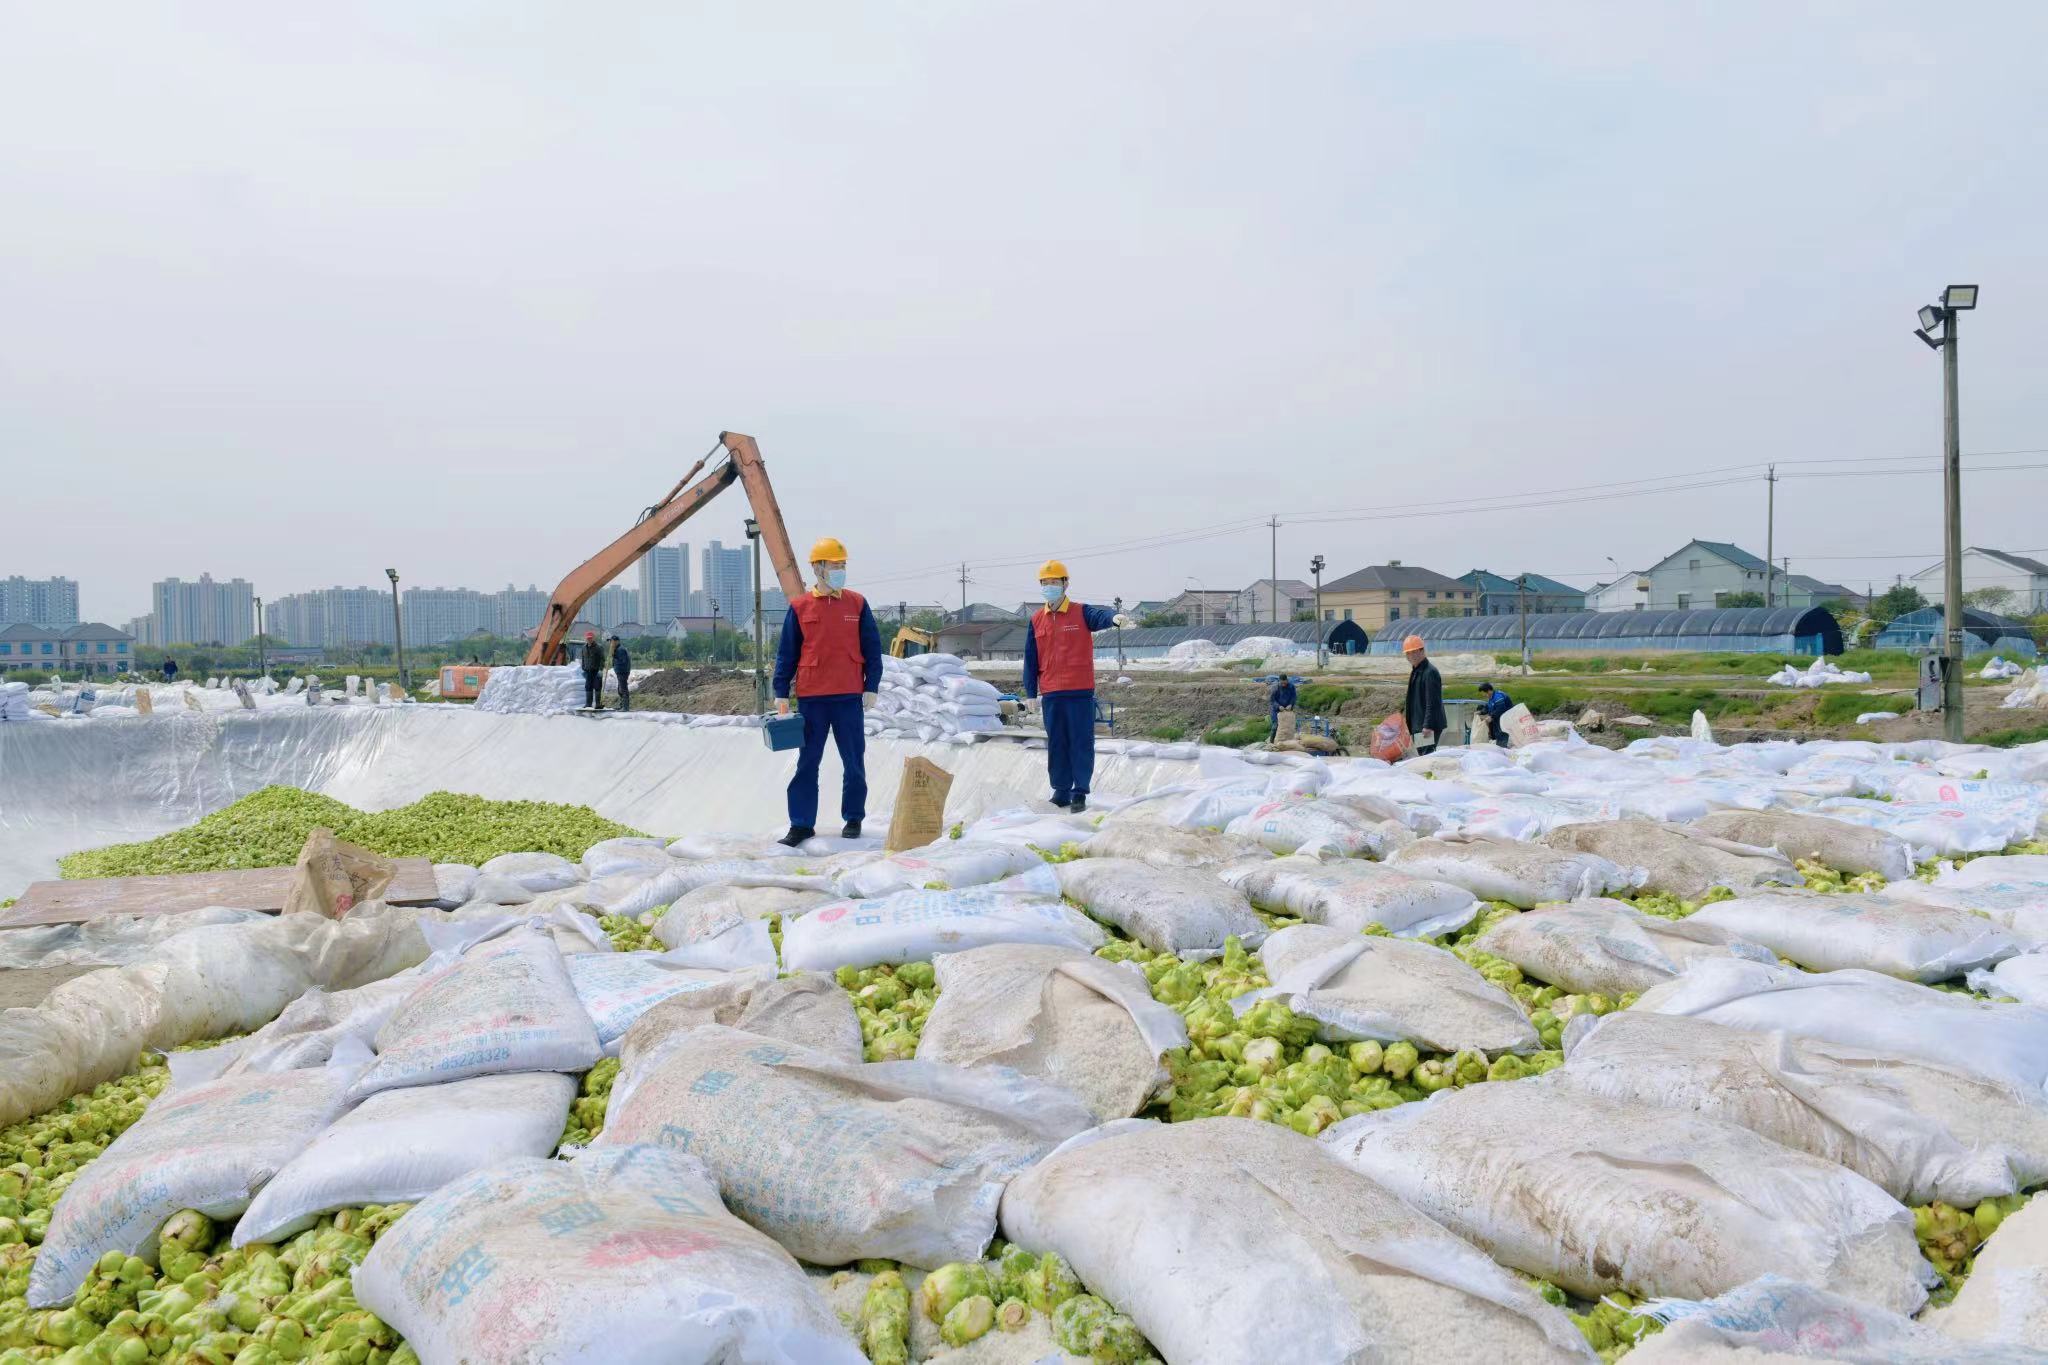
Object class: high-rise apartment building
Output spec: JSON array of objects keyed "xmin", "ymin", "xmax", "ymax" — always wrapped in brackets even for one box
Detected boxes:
[
  {"xmin": 150, "ymin": 574, "xmax": 256, "ymax": 646},
  {"xmin": 264, "ymin": 587, "xmax": 391, "ymax": 646},
  {"xmin": 637, "ymin": 544, "xmax": 689, "ymax": 627},
  {"xmin": 586, "ymin": 584, "xmax": 641, "ymax": 631},
  {"xmin": 401, "ymin": 587, "xmax": 493, "ymax": 645},
  {"xmin": 491, "ymin": 584, "xmax": 550, "ymax": 639},
  {"xmin": 0, "ymin": 575, "xmax": 80, "ymax": 628},
  {"xmin": 701, "ymin": 541, "xmax": 749, "ymax": 628}
]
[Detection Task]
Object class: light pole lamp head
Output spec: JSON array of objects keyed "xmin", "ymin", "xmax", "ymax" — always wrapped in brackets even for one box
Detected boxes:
[
  {"xmin": 1918, "ymin": 304, "xmax": 1943, "ymax": 332},
  {"xmin": 1942, "ymin": 285, "xmax": 1978, "ymax": 310},
  {"xmin": 385, "ymin": 568, "xmax": 399, "ymax": 585},
  {"xmin": 744, "ymin": 517, "xmax": 759, "ymax": 539}
]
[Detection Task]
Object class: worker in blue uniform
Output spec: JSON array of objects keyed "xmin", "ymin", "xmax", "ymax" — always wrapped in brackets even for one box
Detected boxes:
[
  {"xmin": 773, "ymin": 536, "xmax": 883, "ymax": 845},
  {"xmin": 1268, "ymin": 675, "xmax": 1299, "ymax": 742},
  {"xmin": 1023, "ymin": 560, "xmax": 1133, "ymax": 813},
  {"xmin": 1477, "ymin": 680, "xmax": 1515, "ymax": 747}
]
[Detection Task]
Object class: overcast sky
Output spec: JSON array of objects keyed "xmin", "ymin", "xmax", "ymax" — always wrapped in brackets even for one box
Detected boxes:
[{"xmin": 5, "ymin": 3, "xmax": 2046, "ymax": 625}]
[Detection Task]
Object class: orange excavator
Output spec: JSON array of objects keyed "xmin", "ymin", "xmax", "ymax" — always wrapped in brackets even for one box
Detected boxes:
[{"xmin": 438, "ymin": 432, "xmax": 806, "ymax": 697}]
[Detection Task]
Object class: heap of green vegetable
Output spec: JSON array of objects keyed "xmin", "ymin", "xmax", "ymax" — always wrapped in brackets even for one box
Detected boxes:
[
  {"xmin": 836, "ymin": 964, "xmax": 938, "ymax": 1062},
  {"xmin": 59, "ymin": 787, "xmax": 642, "ymax": 879},
  {"xmin": 846, "ymin": 1243, "xmax": 1151, "ymax": 1364}
]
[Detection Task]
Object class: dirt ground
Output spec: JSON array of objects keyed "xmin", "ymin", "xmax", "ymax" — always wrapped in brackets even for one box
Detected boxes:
[{"xmin": 635, "ymin": 666, "xmax": 762, "ymax": 714}]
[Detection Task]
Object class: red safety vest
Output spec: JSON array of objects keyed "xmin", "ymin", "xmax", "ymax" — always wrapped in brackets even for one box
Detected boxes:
[
  {"xmin": 791, "ymin": 589, "xmax": 868, "ymax": 697},
  {"xmin": 1032, "ymin": 602, "xmax": 1096, "ymax": 694}
]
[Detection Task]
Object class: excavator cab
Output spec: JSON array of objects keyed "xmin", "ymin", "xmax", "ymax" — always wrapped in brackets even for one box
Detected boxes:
[{"xmin": 890, "ymin": 625, "xmax": 937, "ymax": 659}]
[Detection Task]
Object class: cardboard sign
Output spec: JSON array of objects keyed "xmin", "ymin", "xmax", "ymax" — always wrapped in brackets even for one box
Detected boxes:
[{"xmin": 887, "ymin": 757, "xmax": 955, "ymax": 852}]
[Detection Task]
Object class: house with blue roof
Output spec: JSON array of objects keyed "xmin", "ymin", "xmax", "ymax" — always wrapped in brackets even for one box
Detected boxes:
[
  {"xmin": 1458, "ymin": 570, "xmax": 1587, "ymax": 617},
  {"xmin": 1637, "ymin": 540, "xmax": 1776, "ymax": 611}
]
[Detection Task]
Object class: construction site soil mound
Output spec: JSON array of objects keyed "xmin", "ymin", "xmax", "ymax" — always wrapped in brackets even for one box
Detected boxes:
[{"xmin": 635, "ymin": 666, "xmax": 762, "ymax": 713}]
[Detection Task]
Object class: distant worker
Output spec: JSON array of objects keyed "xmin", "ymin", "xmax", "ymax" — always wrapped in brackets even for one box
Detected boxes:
[
  {"xmin": 1268, "ymin": 674, "xmax": 1299, "ymax": 742},
  {"xmin": 161, "ymin": 657, "xmax": 178, "ymax": 683},
  {"xmin": 1477, "ymin": 680, "xmax": 1514, "ymax": 747},
  {"xmin": 579, "ymin": 629, "xmax": 603, "ymax": 710},
  {"xmin": 774, "ymin": 536, "xmax": 883, "ymax": 846},
  {"xmin": 1403, "ymin": 634, "xmax": 1446, "ymax": 755},
  {"xmin": 1023, "ymin": 561, "xmax": 1132, "ymax": 812},
  {"xmin": 610, "ymin": 635, "xmax": 631, "ymax": 712}
]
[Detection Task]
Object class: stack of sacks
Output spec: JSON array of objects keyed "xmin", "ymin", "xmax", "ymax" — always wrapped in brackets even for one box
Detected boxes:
[
  {"xmin": 867, "ymin": 653, "xmax": 1007, "ymax": 744},
  {"xmin": 0, "ymin": 682, "xmax": 30, "ymax": 722},
  {"xmin": 474, "ymin": 665, "xmax": 588, "ymax": 715},
  {"xmin": 1767, "ymin": 658, "xmax": 1874, "ymax": 688}
]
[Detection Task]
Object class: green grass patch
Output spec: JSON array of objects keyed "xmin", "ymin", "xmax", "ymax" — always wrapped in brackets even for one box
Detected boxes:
[
  {"xmin": 1628, "ymin": 688, "xmax": 1763, "ymax": 725},
  {"xmin": 1144, "ymin": 723, "xmax": 1188, "ymax": 742},
  {"xmin": 1986, "ymin": 724, "xmax": 2048, "ymax": 750},
  {"xmin": 1294, "ymin": 684, "xmax": 1354, "ymax": 714},
  {"xmin": 1202, "ymin": 715, "xmax": 1273, "ymax": 748},
  {"xmin": 60, "ymin": 785, "xmax": 645, "ymax": 878},
  {"xmin": 1814, "ymin": 692, "xmax": 1909, "ymax": 726}
]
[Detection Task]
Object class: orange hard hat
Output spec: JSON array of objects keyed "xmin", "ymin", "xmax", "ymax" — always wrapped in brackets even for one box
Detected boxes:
[{"xmin": 1402, "ymin": 634, "xmax": 1425, "ymax": 652}]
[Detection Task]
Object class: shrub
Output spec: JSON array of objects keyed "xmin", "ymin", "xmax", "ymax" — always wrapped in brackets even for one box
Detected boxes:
[
  {"xmin": 1202, "ymin": 715, "xmax": 1272, "ymax": 748},
  {"xmin": 1294, "ymin": 684, "xmax": 1353, "ymax": 714}
]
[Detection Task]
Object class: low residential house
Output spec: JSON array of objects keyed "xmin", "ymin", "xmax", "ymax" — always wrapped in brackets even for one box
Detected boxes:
[
  {"xmin": 1159, "ymin": 589, "xmax": 1238, "ymax": 628},
  {"xmin": 1233, "ymin": 579, "xmax": 1316, "ymax": 625},
  {"xmin": 1588, "ymin": 571, "xmax": 1651, "ymax": 612},
  {"xmin": 1459, "ymin": 570, "xmax": 1587, "ymax": 616},
  {"xmin": 1639, "ymin": 540, "xmax": 1775, "ymax": 611},
  {"xmin": 1781, "ymin": 576, "xmax": 1861, "ymax": 610},
  {"xmin": 935, "ymin": 620, "xmax": 1031, "ymax": 661},
  {"xmin": 1318, "ymin": 563, "xmax": 1475, "ymax": 631},
  {"xmin": 946, "ymin": 602, "xmax": 1020, "ymax": 625},
  {"xmin": 0, "ymin": 622, "xmax": 135, "ymax": 676},
  {"xmin": 1910, "ymin": 548, "xmax": 2048, "ymax": 615},
  {"xmin": 662, "ymin": 615, "xmax": 722, "ymax": 640}
]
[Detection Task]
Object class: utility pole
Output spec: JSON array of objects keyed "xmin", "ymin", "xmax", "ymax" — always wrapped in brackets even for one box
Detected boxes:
[
  {"xmin": 1268, "ymin": 515, "xmax": 1281, "ymax": 627},
  {"xmin": 1310, "ymin": 555, "xmax": 1326, "ymax": 668},
  {"xmin": 1764, "ymin": 464, "xmax": 1776, "ymax": 607},
  {"xmin": 745, "ymin": 518, "xmax": 766, "ymax": 709},
  {"xmin": 383, "ymin": 569, "xmax": 406, "ymax": 691},
  {"xmin": 254, "ymin": 597, "xmax": 266, "ymax": 678},
  {"xmin": 1914, "ymin": 285, "xmax": 1975, "ymax": 743},
  {"xmin": 1113, "ymin": 596, "xmax": 1125, "ymax": 669},
  {"xmin": 1516, "ymin": 574, "xmax": 1530, "ymax": 670},
  {"xmin": 958, "ymin": 562, "xmax": 969, "ymax": 614}
]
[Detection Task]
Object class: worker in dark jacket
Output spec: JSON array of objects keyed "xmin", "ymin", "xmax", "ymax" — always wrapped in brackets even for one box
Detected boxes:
[
  {"xmin": 773, "ymin": 536, "xmax": 884, "ymax": 845},
  {"xmin": 609, "ymin": 635, "xmax": 631, "ymax": 711},
  {"xmin": 579, "ymin": 629, "xmax": 603, "ymax": 709},
  {"xmin": 1402, "ymin": 634, "xmax": 1447, "ymax": 755},
  {"xmin": 1477, "ymin": 681, "xmax": 1514, "ymax": 747},
  {"xmin": 1268, "ymin": 675, "xmax": 1299, "ymax": 742},
  {"xmin": 161, "ymin": 658, "xmax": 178, "ymax": 683},
  {"xmin": 1023, "ymin": 560, "xmax": 1131, "ymax": 812}
]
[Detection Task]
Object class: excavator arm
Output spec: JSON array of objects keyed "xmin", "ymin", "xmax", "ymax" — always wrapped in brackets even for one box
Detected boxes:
[{"xmin": 523, "ymin": 432, "xmax": 805, "ymax": 666}]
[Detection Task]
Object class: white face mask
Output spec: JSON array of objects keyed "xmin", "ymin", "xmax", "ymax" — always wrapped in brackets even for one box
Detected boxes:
[
  {"xmin": 821, "ymin": 567, "xmax": 847, "ymax": 591},
  {"xmin": 1041, "ymin": 583, "xmax": 1066, "ymax": 604}
]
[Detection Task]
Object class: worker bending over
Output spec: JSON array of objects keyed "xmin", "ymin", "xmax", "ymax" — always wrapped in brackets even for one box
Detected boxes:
[
  {"xmin": 579, "ymin": 629, "xmax": 604, "ymax": 710},
  {"xmin": 1403, "ymin": 634, "xmax": 1446, "ymax": 755},
  {"xmin": 1269, "ymin": 674, "xmax": 1299, "ymax": 742},
  {"xmin": 1477, "ymin": 680, "xmax": 1514, "ymax": 746},
  {"xmin": 1023, "ymin": 561, "xmax": 1131, "ymax": 813},
  {"xmin": 609, "ymin": 635, "xmax": 631, "ymax": 712},
  {"xmin": 774, "ymin": 536, "xmax": 883, "ymax": 846}
]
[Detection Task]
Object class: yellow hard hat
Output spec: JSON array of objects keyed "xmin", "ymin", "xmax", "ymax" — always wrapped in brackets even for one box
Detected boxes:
[
  {"xmin": 1038, "ymin": 558, "xmax": 1070, "ymax": 581},
  {"xmin": 809, "ymin": 536, "xmax": 848, "ymax": 564}
]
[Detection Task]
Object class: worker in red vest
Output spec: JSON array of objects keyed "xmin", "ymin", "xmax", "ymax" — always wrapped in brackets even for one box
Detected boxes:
[
  {"xmin": 773, "ymin": 536, "xmax": 883, "ymax": 846},
  {"xmin": 1023, "ymin": 560, "xmax": 1131, "ymax": 812}
]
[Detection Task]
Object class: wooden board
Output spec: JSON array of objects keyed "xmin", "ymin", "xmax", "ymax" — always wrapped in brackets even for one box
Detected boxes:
[{"xmin": 0, "ymin": 858, "xmax": 442, "ymax": 929}]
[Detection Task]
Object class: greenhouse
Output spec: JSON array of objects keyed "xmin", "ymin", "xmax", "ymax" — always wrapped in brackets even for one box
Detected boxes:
[
  {"xmin": 1873, "ymin": 606, "xmax": 2039, "ymax": 661},
  {"xmin": 1365, "ymin": 605, "xmax": 1843, "ymax": 657},
  {"xmin": 1091, "ymin": 621, "xmax": 1359, "ymax": 661}
]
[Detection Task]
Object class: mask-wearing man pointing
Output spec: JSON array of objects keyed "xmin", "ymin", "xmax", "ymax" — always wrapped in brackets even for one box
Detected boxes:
[
  {"xmin": 1023, "ymin": 560, "xmax": 1132, "ymax": 813},
  {"xmin": 773, "ymin": 536, "xmax": 883, "ymax": 846}
]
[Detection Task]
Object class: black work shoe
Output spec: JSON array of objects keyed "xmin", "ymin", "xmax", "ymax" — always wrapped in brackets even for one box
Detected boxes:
[
  {"xmin": 778, "ymin": 826, "xmax": 815, "ymax": 848},
  {"xmin": 1050, "ymin": 795, "xmax": 1071, "ymax": 810},
  {"xmin": 1069, "ymin": 795, "xmax": 1088, "ymax": 814},
  {"xmin": 841, "ymin": 820, "xmax": 862, "ymax": 839}
]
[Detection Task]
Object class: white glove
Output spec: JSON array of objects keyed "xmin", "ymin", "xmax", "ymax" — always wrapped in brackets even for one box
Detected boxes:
[
  {"xmin": 776, "ymin": 698, "xmax": 792, "ymax": 717},
  {"xmin": 862, "ymin": 692, "xmax": 877, "ymax": 711},
  {"xmin": 1113, "ymin": 613, "xmax": 1135, "ymax": 628}
]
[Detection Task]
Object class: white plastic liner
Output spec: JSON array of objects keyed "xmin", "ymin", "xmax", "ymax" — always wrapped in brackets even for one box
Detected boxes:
[{"xmin": 353, "ymin": 1144, "xmax": 864, "ymax": 1364}]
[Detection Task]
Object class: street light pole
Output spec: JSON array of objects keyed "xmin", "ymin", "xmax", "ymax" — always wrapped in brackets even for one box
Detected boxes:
[
  {"xmin": 745, "ymin": 518, "xmax": 766, "ymax": 710},
  {"xmin": 254, "ymin": 596, "xmax": 266, "ymax": 678},
  {"xmin": 1310, "ymin": 555, "xmax": 1326, "ymax": 668},
  {"xmin": 1915, "ymin": 285, "xmax": 1976, "ymax": 743},
  {"xmin": 1113, "ymin": 596, "xmax": 1125, "ymax": 670},
  {"xmin": 384, "ymin": 570, "xmax": 406, "ymax": 691},
  {"xmin": 1517, "ymin": 574, "xmax": 1530, "ymax": 670}
]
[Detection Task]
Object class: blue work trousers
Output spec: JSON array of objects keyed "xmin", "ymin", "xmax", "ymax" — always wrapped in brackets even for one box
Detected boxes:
[
  {"xmin": 1041, "ymin": 690, "xmax": 1097, "ymax": 804},
  {"xmin": 787, "ymin": 694, "xmax": 867, "ymax": 828}
]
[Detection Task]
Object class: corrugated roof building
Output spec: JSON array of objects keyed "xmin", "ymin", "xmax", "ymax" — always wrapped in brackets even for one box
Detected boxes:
[{"xmin": 1368, "ymin": 606, "xmax": 1844, "ymax": 657}]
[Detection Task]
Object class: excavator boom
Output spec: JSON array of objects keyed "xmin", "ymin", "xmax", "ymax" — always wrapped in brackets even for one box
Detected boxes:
[{"xmin": 522, "ymin": 432, "xmax": 805, "ymax": 666}]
